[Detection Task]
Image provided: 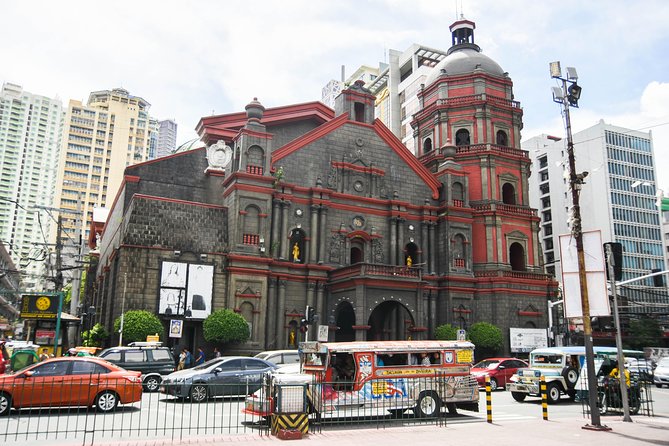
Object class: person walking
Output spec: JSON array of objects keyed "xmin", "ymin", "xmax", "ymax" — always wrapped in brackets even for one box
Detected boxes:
[
  {"xmin": 213, "ymin": 347, "xmax": 221, "ymax": 358},
  {"xmin": 177, "ymin": 348, "xmax": 186, "ymax": 370},
  {"xmin": 184, "ymin": 348, "xmax": 193, "ymax": 368},
  {"xmin": 195, "ymin": 347, "xmax": 205, "ymax": 366}
]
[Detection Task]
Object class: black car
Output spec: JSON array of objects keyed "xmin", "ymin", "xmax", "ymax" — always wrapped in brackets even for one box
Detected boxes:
[
  {"xmin": 98, "ymin": 342, "xmax": 175, "ymax": 391},
  {"xmin": 160, "ymin": 356, "xmax": 276, "ymax": 402}
]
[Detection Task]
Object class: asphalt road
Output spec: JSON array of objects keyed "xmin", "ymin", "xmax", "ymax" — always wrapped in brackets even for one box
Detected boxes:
[{"xmin": 2, "ymin": 385, "xmax": 668, "ymax": 445}]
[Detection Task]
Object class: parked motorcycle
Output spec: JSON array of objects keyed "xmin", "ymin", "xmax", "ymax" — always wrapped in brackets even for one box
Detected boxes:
[{"xmin": 597, "ymin": 376, "xmax": 641, "ymax": 415}]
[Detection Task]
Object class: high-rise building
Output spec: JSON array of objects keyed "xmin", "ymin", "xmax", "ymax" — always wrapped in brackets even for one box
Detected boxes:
[
  {"xmin": 0, "ymin": 83, "xmax": 64, "ymax": 290},
  {"xmin": 324, "ymin": 45, "xmax": 448, "ymax": 155},
  {"xmin": 155, "ymin": 119, "xmax": 177, "ymax": 158},
  {"xmin": 50, "ymin": 88, "xmax": 154, "ymax": 270},
  {"xmin": 526, "ymin": 120, "xmax": 668, "ymax": 321}
]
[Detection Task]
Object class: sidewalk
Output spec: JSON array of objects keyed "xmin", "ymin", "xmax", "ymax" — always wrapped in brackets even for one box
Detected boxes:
[{"xmin": 92, "ymin": 415, "xmax": 669, "ymax": 446}]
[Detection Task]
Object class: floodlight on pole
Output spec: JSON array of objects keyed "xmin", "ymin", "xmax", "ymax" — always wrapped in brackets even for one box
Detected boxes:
[{"xmin": 549, "ymin": 61, "xmax": 608, "ymax": 431}]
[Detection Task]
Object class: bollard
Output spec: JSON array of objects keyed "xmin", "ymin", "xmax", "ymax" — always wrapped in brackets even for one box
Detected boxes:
[
  {"xmin": 485, "ymin": 375, "xmax": 492, "ymax": 423},
  {"xmin": 540, "ymin": 375, "xmax": 548, "ymax": 421}
]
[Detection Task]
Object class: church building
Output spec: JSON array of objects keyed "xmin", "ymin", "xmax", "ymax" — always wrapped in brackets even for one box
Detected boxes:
[{"xmin": 93, "ymin": 19, "xmax": 555, "ymax": 354}]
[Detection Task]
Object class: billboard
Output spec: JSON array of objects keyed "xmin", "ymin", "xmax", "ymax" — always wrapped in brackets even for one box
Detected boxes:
[
  {"xmin": 510, "ymin": 328, "xmax": 548, "ymax": 353},
  {"xmin": 20, "ymin": 294, "xmax": 60, "ymax": 319},
  {"xmin": 158, "ymin": 261, "xmax": 214, "ymax": 319}
]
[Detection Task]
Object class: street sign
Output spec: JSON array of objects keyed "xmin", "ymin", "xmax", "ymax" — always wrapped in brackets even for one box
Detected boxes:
[
  {"xmin": 317, "ymin": 325, "xmax": 329, "ymax": 342},
  {"xmin": 509, "ymin": 328, "xmax": 548, "ymax": 352},
  {"xmin": 457, "ymin": 329, "xmax": 467, "ymax": 341}
]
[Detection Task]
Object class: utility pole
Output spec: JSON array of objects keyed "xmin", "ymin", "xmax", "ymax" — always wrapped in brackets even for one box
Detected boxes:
[
  {"xmin": 550, "ymin": 62, "xmax": 607, "ymax": 430},
  {"xmin": 54, "ymin": 214, "xmax": 63, "ymax": 292}
]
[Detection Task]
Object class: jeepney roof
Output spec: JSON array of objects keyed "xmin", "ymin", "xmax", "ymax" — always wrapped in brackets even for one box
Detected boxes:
[
  {"xmin": 300, "ymin": 340, "xmax": 474, "ymax": 353},
  {"xmin": 529, "ymin": 346, "xmax": 644, "ymax": 357}
]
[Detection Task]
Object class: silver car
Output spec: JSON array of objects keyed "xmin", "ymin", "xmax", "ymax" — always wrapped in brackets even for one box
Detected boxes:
[{"xmin": 654, "ymin": 357, "xmax": 669, "ymax": 388}]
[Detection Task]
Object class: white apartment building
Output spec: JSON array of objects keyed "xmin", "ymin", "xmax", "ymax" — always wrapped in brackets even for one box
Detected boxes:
[
  {"xmin": 155, "ymin": 118, "xmax": 177, "ymax": 159},
  {"xmin": 0, "ymin": 83, "xmax": 64, "ymax": 290},
  {"xmin": 526, "ymin": 120, "xmax": 668, "ymax": 315},
  {"xmin": 50, "ymin": 88, "xmax": 154, "ymax": 268},
  {"xmin": 323, "ymin": 45, "xmax": 447, "ymax": 155}
]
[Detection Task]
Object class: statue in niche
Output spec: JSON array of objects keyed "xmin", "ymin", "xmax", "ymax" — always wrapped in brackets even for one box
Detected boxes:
[
  {"xmin": 406, "ymin": 256, "xmax": 413, "ymax": 267},
  {"xmin": 292, "ymin": 243, "xmax": 300, "ymax": 262},
  {"xmin": 329, "ymin": 233, "xmax": 343, "ymax": 264}
]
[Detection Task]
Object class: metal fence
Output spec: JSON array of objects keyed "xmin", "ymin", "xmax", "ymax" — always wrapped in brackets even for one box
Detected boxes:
[
  {"xmin": 579, "ymin": 373, "xmax": 655, "ymax": 417},
  {"xmin": 0, "ymin": 372, "xmax": 472, "ymax": 445}
]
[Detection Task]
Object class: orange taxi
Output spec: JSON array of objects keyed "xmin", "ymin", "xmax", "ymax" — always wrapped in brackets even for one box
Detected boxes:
[{"xmin": 0, "ymin": 356, "xmax": 142, "ymax": 415}]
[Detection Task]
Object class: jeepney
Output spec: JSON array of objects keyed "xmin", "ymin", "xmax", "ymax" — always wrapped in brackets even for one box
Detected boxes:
[
  {"xmin": 244, "ymin": 340, "xmax": 479, "ymax": 418},
  {"xmin": 506, "ymin": 346, "xmax": 645, "ymax": 404}
]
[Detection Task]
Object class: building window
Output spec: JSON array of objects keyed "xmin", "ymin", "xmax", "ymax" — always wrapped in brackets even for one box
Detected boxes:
[
  {"xmin": 452, "ymin": 181, "xmax": 465, "ymax": 206},
  {"xmin": 354, "ymin": 102, "xmax": 365, "ymax": 122},
  {"xmin": 502, "ymin": 183, "xmax": 516, "ymax": 205},
  {"xmin": 542, "ymin": 197, "xmax": 551, "ymax": 208},
  {"xmin": 455, "ymin": 129, "xmax": 470, "ymax": 146},
  {"xmin": 509, "ymin": 242, "xmax": 526, "ymax": 271},
  {"xmin": 423, "ymin": 137, "xmax": 433, "ymax": 154},
  {"xmin": 496, "ymin": 130, "xmax": 508, "ymax": 146}
]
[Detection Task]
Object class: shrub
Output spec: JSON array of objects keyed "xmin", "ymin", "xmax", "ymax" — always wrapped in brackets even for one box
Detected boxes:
[
  {"xmin": 113, "ymin": 310, "xmax": 164, "ymax": 344},
  {"xmin": 434, "ymin": 323, "xmax": 458, "ymax": 340},
  {"xmin": 82, "ymin": 323, "xmax": 109, "ymax": 347},
  {"xmin": 203, "ymin": 309, "xmax": 250, "ymax": 344},
  {"xmin": 468, "ymin": 322, "xmax": 503, "ymax": 358}
]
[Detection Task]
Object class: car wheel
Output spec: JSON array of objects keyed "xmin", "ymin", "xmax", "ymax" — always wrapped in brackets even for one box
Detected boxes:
[
  {"xmin": 489, "ymin": 378, "xmax": 498, "ymax": 391},
  {"xmin": 655, "ymin": 383, "xmax": 663, "ymax": 388},
  {"xmin": 415, "ymin": 391, "xmax": 441, "ymax": 418},
  {"xmin": 0, "ymin": 392, "xmax": 11, "ymax": 416},
  {"xmin": 546, "ymin": 383, "xmax": 561, "ymax": 404},
  {"xmin": 562, "ymin": 367, "xmax": 579, "ymax": 388},
  {"xmin": 511, "ymin": 391, "xmax": 526, "ymax": 402},
  {"xmin": 96, "ymin": 391, "xmax": 119, "ymax": 413},
  {"xmin": 190, "ymin": 384, "xmax": 208, "ymax": 403},
  {"xmin": 143, "ymin": 376, "xmax": 161, "ymax": 392}
]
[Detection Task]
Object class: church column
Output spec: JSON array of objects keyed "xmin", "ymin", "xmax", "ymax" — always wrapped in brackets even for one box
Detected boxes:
[
  {"xmin": 389, "ymin": 217, "xmax": 398, "ymax": 265},
  {"xmin": 266, "ymin": 277, "xmax": 277, "ymax": 349},
  {"xmin": 271, "ymin": 199, "xmax": 281, "ymax": 258},
  {"xmin": 307, "ymin": 281, "xmax": 317, "ymax": 340},
  {"xmin": 428, "ymin": 222, "xmax": 437, "ymax": 274},
  {"xmin": 309, "ymin": 205, "xmax": 319, "ymax": 263},
  {"xmin": 276, "ymin": 279, "xmax": 287, "ymax": 349},
  {"xmin": 421, "ymin": 221, "xmax": 430, "ymax": 271},
  {"xmin": 316, "ymin": 282, "xmax": 325, "ymax": 323},
  {"xmin": 280, "ymin": 201, "xmax": 290, "ymax": 260},
  {"xmin": 318, "ymin": 207, "xmax": 328, "ymax": 264},
  {"xmin": 397, "ymin": 217, "xmax": 406, "ymax": 264}
]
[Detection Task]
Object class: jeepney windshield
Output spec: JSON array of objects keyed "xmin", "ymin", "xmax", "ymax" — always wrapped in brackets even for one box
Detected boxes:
[{"xmin": 530, "ymin": 353, "xmax": 564, "ymax": 366}]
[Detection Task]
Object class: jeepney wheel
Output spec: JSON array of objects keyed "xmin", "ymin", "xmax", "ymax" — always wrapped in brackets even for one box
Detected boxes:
[
  {"xmin": 415, "ymin": 391, "xmax": 441, "ymax": 418},
  {"xmin": 562, "ymin": 367, "xmax": 579, "ymax": 388},
  {"xmin": 488, "ymin": 378, "xmax": 498, "ymax": 391},
  {"xmin": 546, "ymin": 383, "xmax": 561, "ymax": 404},
  {"xmin": 511, "ymin": 391, "xmax": 526, "ymax": 402}
]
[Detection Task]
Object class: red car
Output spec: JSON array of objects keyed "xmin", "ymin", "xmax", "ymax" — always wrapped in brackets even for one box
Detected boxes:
[
  {"xmin": 471, "ymin": 357, "xmax": 528, "ymax": 391},
  {"xmin": 0, "ymin": 356, "xmax": 142, "ymax": 416}
]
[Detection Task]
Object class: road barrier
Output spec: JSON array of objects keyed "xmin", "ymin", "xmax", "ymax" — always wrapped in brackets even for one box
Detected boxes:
[
  {"xmin": 540, "ymin": 376, "xmax": 548, "ymax": 421},
  {"xmin": 485, "ymin": 376, "xmax": 492, "ymax": 423}
]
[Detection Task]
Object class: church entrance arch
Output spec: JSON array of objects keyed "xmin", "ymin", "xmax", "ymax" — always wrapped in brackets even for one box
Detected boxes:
[
  {"xmin": 367, "ymin": 301, "xmax": 414, "ymax": 341},
  {"xmin": 334, "ymin": 301, "xmax": 356, "ymax": 342}
]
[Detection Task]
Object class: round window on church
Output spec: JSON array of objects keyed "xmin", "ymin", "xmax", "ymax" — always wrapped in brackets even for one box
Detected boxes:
[{"xmin": 354, "ymin": 180, "xmax": 364, "ymax": 192}]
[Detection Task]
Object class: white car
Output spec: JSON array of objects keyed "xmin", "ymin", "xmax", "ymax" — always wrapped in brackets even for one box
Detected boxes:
[
  {"xmin": 654, "ymin": 357, "xmax": 669, "ymax": 388},
  {"xmin": 254, "ymin": 350, "xmax": 300, "ymax": 367}
]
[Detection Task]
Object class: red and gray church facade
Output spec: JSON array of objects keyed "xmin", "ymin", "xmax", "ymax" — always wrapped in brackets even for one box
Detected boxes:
[{"xmin": 92, "ymin": 19, "xmax": 556, "ymax": 354}]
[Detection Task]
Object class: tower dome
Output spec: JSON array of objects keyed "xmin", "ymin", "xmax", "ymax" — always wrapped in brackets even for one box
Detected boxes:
[{"xmin": 425, "ymin": 18, "xmax": 505, "ymax": 85}]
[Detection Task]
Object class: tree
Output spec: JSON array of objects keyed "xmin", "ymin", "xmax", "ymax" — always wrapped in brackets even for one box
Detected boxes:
[
  {"xmin": 203, "ymin": 309, "xmax": 250, "ymax": 344},
  {"xmin": 434, "ymin": 323, "xmax": 458, "ymax": 340},
  {"xmin": 113, "ymin": 310, "xmax": 164, "ymax": 344},
  {"xmin": 82, "ymin": 323, "xmax": 109, "ymax": 347},
  {"xmin": 626, "ymin": 316, "xmax": 662, "ymax": 350},
  {"xmin": 468, "ymin": 322, "xmax": 503, "ymax": 359}
]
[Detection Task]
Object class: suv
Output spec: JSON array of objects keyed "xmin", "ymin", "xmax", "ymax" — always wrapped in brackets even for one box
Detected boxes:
[
  {"xmin": 99, "ymin": 342, "xmax": 175, "ymax": 391},
  {"xmin": 254, "ymin": 349, "xmax": 300, "ymax": 367}
]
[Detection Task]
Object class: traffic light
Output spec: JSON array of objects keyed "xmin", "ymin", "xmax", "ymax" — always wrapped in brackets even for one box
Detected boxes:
[
  {"xmin": 652, "ymin": 268, "xmax": 664, "ymax": 287},
  {"xmin": 567, "ymin": 83, "xmax": 582, "ymax": 107},
  {"xmin": 603, "ymin": 242, "xmax": 623, "ymax": 281},
  {"xmin": 306, "ymin": 305, "xmax": 316, "ymax": 325}
]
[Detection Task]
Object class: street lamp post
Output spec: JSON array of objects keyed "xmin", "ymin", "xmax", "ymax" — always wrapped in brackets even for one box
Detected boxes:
[{"xmin": 550, "ymin": 61, "xmax": 607, "ymax": 430}]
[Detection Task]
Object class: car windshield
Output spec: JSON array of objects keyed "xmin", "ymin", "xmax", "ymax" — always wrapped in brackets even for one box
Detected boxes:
[
  {"xmin": 193, "ymin": 358, "xmax": 224, "ymax": 371},
  {"xmin": 474, "ymin": 360, "xmax": 500, "ymax": 369}
]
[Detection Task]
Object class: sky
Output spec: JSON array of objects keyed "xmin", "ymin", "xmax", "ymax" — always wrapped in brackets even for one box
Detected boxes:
[{"xmin": 3, "ymin": 0, "xmax": 669, "ymax": 185}]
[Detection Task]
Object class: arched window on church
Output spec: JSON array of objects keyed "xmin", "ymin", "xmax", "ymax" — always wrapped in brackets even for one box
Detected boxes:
[
  {"xmin": 423, "ymin": 137, "xmax": 433, "ymax": 154},
  {"xmin": 350, "ymin": 237, "xmax": 364, "ymax": 264},
  {"xmin": 405, "ymin": 242, "xmax": 418, "ymax": 266},
  {"xmin": 242, "ymin": 205, "xmax": 260, "ymax": 245},
  {"xmin": 455, "ymin": 129, "xmax": 470, "ymax": 146},
  {"xmin": 525, "ymin": 321, "xmax": 537, "ymax": 328},
  {"xmin": 452, "ymin": 234, "xmax": 466, "ymax": 269},
  {"xmin": 354, "ymin": 102, "xmax": 365, "ymax": 122},
  {"xmin": 496, "ymin": 130, "xmax": 508, "ymax": 146},
  {"xmin": 452, "ymin": 181, "xmax": 465, "ymax": 207},
  {"xmin": 509, "ymin": 242, "xmax": 526, "ymax": 271},
  {"xmin": 246, "ymin": 145, "xmax": 265, "ymax": 175},
  {"xmin": 290, "ymin": 229, "xmax": 306, "ymax": 264},
  {"xmin": 502, "ymin": 183, "xmax": 516, "ymax": 205},
  {"xmin": 240, "ymin": 302, "xmax": 254, "ymax": 341}
]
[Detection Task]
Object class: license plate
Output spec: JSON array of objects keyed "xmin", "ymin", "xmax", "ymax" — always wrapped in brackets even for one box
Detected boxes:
[{"xmin": 515, "ymin": 385, "xmax": 527, "ymax": 391}]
